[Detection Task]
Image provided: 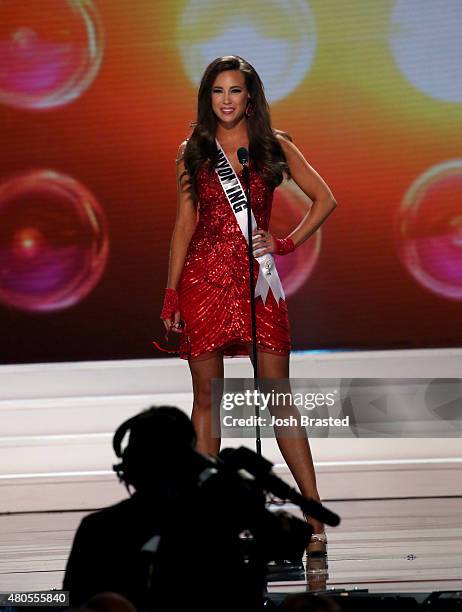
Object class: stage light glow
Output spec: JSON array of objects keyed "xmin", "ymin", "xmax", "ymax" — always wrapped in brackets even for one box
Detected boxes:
[
  {"xmin": 0, "ymin": 170, "xmax": 109, "ymax": 312},
  {"xmin": 389, "ymin": 0, "xmax": 462, "ymax": 103},
  {"xmin": 0, "ymin": 0, "xmax": 104, "ymax": 111},
  {"xmin": 394, "ymin": 160, "xmax": 462, "ymax": 300},
  {"xmin": 178, "ymin": 0, "xmax": 317, "ymax": 103}
]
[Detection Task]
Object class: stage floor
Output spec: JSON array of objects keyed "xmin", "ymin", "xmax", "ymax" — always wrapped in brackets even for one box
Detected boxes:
[
  {"xmin": 267, "ymin": 496, "xmax": 462, "ymax": 597},
  {"xmin": 1, "ymin": 497, "xmax": 461, "ymax": 597}
]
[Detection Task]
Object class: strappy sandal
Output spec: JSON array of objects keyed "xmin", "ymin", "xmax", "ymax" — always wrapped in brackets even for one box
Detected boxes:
[
  {"xmin": 306, "ymin": 532, "xmax": 328, "ymax": 557},
  {"xmin": 302, "ymin": 511, "xmax": 328, "ymax": 557}
]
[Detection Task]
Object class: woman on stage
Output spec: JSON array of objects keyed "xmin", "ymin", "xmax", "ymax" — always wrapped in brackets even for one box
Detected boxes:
[{"xmin": 157, "ymin": 55, "xmax": 337, "ymax": 554}]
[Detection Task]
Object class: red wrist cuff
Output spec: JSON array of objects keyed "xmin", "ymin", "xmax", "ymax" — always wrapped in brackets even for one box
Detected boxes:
[
  {"xmin": 275, "ymin": 237, "xmax": 295, "ymax": 256},
  {"xmin": 160, "ymin": 287, "xmax": 179, "ymax": 319}
]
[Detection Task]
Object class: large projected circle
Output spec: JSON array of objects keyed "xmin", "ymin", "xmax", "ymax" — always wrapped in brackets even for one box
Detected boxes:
[
  {"xmin": 0, "ymin": 170, "xmax": 109, "ymax": 312},
  {"xmin": 0, "ymin": 0, "xmax": 104, "ymax": 111},
  {"xmin": 178, "ymin": 0, "xmax": 317, "ymax": 103},
  {"xmin": 270, "ymin": 180, "xmax": 320, "ymax": 297},
  {"xmin": 389, "ymin": 0, "xmax": 462, "ymax": 103},
  {"xmin": 394, "ymin": 160, "xmax": 462, "ymax": 300}
]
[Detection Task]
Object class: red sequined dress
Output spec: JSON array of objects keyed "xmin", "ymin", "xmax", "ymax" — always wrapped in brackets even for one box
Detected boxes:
[{"xmin": 173, "ymin": 161, "xmax": 292, "ymax": 361}]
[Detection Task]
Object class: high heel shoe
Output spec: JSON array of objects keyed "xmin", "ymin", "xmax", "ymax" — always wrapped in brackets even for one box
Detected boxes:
[
  {"xmin": 305, "ymin": 554, "xmax": 329, "ymax": 591},
  {"xmin": 302, "ymin": 511, "xmax": 328, "ymax": 557},
  {"xmin": 306, "ymin": 532, "xmax": 328, "ymax": 557}
]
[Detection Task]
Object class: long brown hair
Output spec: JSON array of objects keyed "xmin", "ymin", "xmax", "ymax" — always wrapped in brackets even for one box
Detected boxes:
[{"xmin": 180, "ymin": 55, "xmax": 292, "ymax": 200}]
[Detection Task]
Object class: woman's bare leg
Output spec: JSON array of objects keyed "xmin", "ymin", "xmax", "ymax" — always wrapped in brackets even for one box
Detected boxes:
[
  {"xmin": 248, "ymin": 349, "xmax": 324, "ymax": 535},
  {"xmin": 188, "ymin": 352, "xmax": 224, "ymax": 455}
]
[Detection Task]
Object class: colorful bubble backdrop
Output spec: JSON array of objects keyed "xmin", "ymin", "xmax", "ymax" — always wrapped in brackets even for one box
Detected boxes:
[{"xmin": 1, "ymin": 0, "xmax": 461, "ymax": 364}]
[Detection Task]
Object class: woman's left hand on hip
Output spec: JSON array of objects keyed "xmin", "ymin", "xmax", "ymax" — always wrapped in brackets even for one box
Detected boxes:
[{"xmin": 252, "ymin": 228, "xmax": 275, "ymax": 257}]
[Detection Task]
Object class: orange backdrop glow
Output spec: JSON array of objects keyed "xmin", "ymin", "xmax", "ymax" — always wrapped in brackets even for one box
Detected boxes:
[{"xmin": 1, "ymin": 0, "xmax": 461, "ymax": 364}]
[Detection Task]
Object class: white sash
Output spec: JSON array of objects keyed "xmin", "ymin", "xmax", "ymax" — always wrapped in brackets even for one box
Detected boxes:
[{"xmin": 214, "ymin": 139, "xmax": 285, "ymax": 305}]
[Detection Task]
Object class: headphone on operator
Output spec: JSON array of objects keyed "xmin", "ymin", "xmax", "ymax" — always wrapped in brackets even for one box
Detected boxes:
[{"xmin": 112, "ymin": 406, "xmax": 197, "ymax": 494}]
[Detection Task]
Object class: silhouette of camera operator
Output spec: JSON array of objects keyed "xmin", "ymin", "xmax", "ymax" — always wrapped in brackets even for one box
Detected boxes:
[
  {"xmin": 63, "ymin": 406, "xmax": 209, "ymax": 609},
  {"xmin": 62, "ymin": 406, "xmax": 268, "ymax": 611},
  {"xmin": 63, "ymin": 405, "xmax": 331, "ymax": 611}
]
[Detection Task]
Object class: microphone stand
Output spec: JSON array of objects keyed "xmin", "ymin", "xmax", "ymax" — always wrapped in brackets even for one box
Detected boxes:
[{"xmin": 241, "ymin": 157, "xmax": 261, "ymax": 456}]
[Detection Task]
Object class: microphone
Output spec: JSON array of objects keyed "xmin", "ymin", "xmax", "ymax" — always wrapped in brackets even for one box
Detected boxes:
[
  {"xmin": 237, "ymin": 147, "xmax": 249, "ymax": 166},
  {"xmin": 219, "ymin": 447, "xmax": 341, "ymax": 527}
]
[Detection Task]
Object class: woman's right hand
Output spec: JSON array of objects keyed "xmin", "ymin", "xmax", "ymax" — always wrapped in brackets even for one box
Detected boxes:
[
  {"xmin": 162, "ymin": 310, "xmax": 182, "ymax": 334},
  {"xmin": 160, "ymin": 288, "xmax": 183, "ymax": 334}
]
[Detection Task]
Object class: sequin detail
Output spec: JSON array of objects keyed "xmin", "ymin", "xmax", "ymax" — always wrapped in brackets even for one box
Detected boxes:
[{"xmin": 156, "ymin": 161, "xmax": 292, "ymax": 360}]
